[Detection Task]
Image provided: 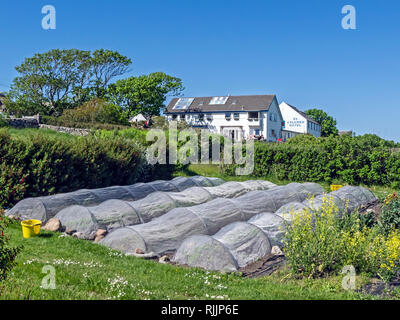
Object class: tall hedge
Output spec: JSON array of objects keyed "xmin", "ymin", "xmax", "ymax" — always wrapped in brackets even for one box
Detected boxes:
[
  {"xmin": 0, "ymin": 128, "xmax": 172, "ymax": 209},
  {"xmin": 223, "ymin": 134, "xmax": 400, "ymax": 188}
]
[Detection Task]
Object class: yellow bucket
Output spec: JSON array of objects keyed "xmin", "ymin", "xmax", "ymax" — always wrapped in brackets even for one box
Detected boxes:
[
  {"xmin": 21, "ymin": 219, "xmax": 42, "ymax": 239},
  {"xmin": 330, "ymin": 185, "xmax": 343, "ymax": 192}
]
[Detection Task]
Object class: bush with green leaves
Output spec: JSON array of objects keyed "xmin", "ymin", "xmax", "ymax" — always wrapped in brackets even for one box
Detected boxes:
[
  {"xmin": 0, "ymin": 128, "xmax": 174, "ymax": 209},
  {"xmin": 0, "ymin": 114, "xmax": 8, "ymax": 128},
  {"xmin": 0, "ymin": 210, "xmax": 22, "ymax": 281},
  {"xmin": 378, "ymin": 196, "xmax": 400, "ymax": 236},
  {"xmin": 283, "ymin": 196, "xmax": 400, "ymax": 282},
  {"xmin": 222, "ymin": 134, "xmax": 400, "ymax": 188},
  {"xmin": 60, "ymin": 98, "xmax": 129, "ymax": 125},
  {"xmin": 41, "ymin": 115, "xmax": 131, "ymax": 131}
]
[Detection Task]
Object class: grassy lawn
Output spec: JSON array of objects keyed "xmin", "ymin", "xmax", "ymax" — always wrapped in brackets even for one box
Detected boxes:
[{"xmin": 0, "ymin": 220, "xmax": 378, "ymax": 300}]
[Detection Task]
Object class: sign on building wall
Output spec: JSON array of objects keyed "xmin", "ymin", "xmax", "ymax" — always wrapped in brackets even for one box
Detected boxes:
[{"xmin": 286, "ymin": 118, "xmax": 305, "ymax": 128}]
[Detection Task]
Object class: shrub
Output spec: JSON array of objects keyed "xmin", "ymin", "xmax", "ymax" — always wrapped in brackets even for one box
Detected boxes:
[
  {"xmin": 0, "ymin": 210, "xmax": 22, "ymax": 281},
  {"xmin": 0, "ymin": 128, "xmax": 157, "ymax": 209},
  {"xmin": 283, "ymin": 196, "xmax": 346, "ymax": 277},
  {"xmin": 41, "ymin": 115, "xmax": 131, "ymax": 131},
  {"xmin": 283, "ymin": 195, "xmax": 400, "ymax": 282},
  {"xmin": 0, "ymin": 114, "xmax": 7, "ymax": 128},
  {"xmin": 370, "ymin": 230, "xmax": 400, "ymax": 282},
  {"xmin": 60, "ymin": 98, "xmax": 129, "ymax": 125},
  {"xmin": 222, "ymin": 134, "xmax": 400, "ymax": 187},
  {"xmin": 378, "ymin": 195, "xmax": 400, "ymax": 236}
]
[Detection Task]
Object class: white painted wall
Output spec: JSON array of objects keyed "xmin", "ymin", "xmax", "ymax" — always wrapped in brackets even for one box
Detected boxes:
[
  {"xmin": 279, "ymin": 102, "xmax": 321, "ymax": 138},
  {"xmin": 265, "ymin": 98, "xmax": 284, "ymax": 142},
  {"xmin": 167, "ymin": 107, "xmax": 283, "ymax": 141}
]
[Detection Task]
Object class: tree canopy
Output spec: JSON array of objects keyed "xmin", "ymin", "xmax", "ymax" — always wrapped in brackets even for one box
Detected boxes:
[
  {"xmin": 107, "ymin": 72, "xmax": 184, "ymax": 119},
  {"xmin": 305, "ymin": 108, "xmax": 339, "ymax": 137},
  {"xmin": 8, "ymin": 49, "xmax": 132, "ymax": 116}
]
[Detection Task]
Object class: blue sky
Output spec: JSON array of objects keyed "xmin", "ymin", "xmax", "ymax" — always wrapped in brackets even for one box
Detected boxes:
[{"xmin": 1, "ymin": 0, "xmax": 399, "ymax": 141}]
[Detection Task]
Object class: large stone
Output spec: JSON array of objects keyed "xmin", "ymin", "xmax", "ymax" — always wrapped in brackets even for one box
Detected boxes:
[
  {"xmin": 271, "ymin": 246, "xmax": 284, "ymax": 256},
  {"xmin": 42, "ymin": 218, "xmax": 61, "ymax": 232},
  {"xmin": 73, "ymin": 231, "xmax": 95, "ymax": 240},
  {"xmin": 134, "ymin": 248, "xmax": 145, "ymax": 255},
  {"xmin": 159, "ymin": 255, "xmax": 170, "ymax": 264},
  {"xmin": 94, "ymin": 229, "xmax": 107, "ymax": 243}
]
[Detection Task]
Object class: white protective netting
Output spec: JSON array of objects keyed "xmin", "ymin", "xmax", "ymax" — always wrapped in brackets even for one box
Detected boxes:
[
  {"xmin": 6, "ymin": 176, "xmax": 224, "ymax": 222},
  {"xmin": 173, "ymin": 222, "xmax": 271, "ymax": 272},
  {"xmin": 172, "ymin": 186, "xmax": 378, "ymax": 272},
  {"xmin": 54, "ymin": 180, "xmax": 276, "ymax": 236},
  {"xmin": 100, "ymin": 182, "xmax": 324, "ymax": 255},
  {"xmin": 275, "ymin": 186, "xmax": 378, "ymax": 222}
]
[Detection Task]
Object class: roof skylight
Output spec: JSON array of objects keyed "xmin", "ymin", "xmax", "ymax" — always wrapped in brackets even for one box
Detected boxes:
[
  {"xmin": 209, "ymin": 96, "xmax": 228, "ymax": 105},
  {"xmin": 173, "ymin": 98, "xmax": 194, "ymax": 110}
]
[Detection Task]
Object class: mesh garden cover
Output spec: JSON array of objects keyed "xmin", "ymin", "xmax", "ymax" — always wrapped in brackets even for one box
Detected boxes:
[
  {"xmin": 54, "ymin": 180, "xmax": 277, "ymax": 236},
  {"xmin": 173, "ymin": 222, "xmax": 271, "ymax": 272},
  {"xmin": 100, "ymin": 182, "xmax": 324, "ymax": 255},
  {"xmin": 6, "ymin": 176, "xmax": 224, "ymax": 222},
  {"xmin": 173, "ymin": 186, "xmax": 378, "ymax": 272},
  {"xmin": 276, "ymin": 186, "xmax": 377, "ymax": 222}
]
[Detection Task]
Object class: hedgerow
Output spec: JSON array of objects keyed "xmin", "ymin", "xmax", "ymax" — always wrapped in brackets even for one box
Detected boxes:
[
  {"xmin": 0, "ymin": 128, "xmax": 173, "ymax": 209},
  {"xmin": 223, "ymin": 134, "xmax": 400, "ymax": 188}
]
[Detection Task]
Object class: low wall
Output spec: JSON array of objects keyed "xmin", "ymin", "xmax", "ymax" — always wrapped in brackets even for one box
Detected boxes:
[
  {"xmin": 7, "ymin": 117, "xmax": 39, "ymax": 129},
  {"xmin": 39, "ymin": 124, "xmax": 90, "ymax": 136}
]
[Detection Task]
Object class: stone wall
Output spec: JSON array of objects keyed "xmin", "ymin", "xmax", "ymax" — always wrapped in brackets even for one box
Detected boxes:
[
  {"xmin": 39, "ymin": 124, "xmax": 90, "ymax": 136},
  {"xmin": 6, "ymin": 117, "xmax": 40, "ymax": 129}
]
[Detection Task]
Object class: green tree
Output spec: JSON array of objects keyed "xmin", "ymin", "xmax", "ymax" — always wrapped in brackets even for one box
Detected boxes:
[
  {"xmin": 305, "ymin": 108, "xmax": 339, "ymax": 137},
  {"xmin": 90, "ymin": 49, "xmax": 132, "ymax": 98},
  {"xmin": 107, "ymin": 72, "xmax": 184, "ymax": 119},
  {"xmin": 8, "ymin": 49, "xmax": 132, "ymax": 116}
]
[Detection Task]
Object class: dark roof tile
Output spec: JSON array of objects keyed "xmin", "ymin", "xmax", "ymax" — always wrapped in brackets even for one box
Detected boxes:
[{"xmin": 165, "ymin": 95, "xmax": 276, "ymax": 113}]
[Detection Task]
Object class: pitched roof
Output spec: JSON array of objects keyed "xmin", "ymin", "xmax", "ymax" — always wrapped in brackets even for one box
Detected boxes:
[
  {"xmin": 283, "ymin": 102, "xmax": 320, "ymax": 125},
  {"xmin": 165, "ymin": 95, "xmax": 276, "ymax": 113}
]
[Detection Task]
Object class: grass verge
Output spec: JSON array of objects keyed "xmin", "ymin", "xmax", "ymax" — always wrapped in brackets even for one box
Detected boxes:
[{"xmin": 0, "ymin": 221, "xmax": 378, "ymax": 300}]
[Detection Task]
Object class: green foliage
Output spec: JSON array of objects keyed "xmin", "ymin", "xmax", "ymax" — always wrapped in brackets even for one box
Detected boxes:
[
  {"xmin": 8, "ymin": 49, "xmax": 131, "ymax": 116},
  {"xmin": 107, "ymin": 72, "xmax": 184, "ymax": 119},
  {"xmin": 93, "ymin": 128, "xmax": 148, "ymax": 146},
  {"xmin": 0, "ymin": 210, "xmax": 22, "ymax": 281},
  {"xmin": 60, "ymin": 98, "xmax": 129, "ymax": 125},
  {"xmin": 305, "ymin": 108, "xmax": 338, "ymax": 137},
  {"xmin": 41, "ymin": 115, "xmax": 131, "ymax": 131},
  {"xmin": 378, "ymin": 196, "xmax": 400, "ymax": 236},
  {"xmin": 0, "ymin": 114, "xmax": 8, "ymax": 128},
  {"xmin": 0, "ymin": 221, "xmax": 368, "ymax": 300},
  {"xmin": 0, "ymin": 128, "xmax": 152, "ymax": 209},
  {"xmin": 283, "ymin": 196, "xmax": 400, "ymax": 282},
  {"xmin": 223, "ymin": 134, "xmax": 400, "ymax": 188}
]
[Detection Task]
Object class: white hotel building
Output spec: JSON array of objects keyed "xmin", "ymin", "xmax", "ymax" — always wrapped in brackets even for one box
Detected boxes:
[
  {"xmin": 165, "ymin": 95, "xmax": 284, "ymax": 142},
  {"xmin": 164, "ymin": 95, "xmax": 321, "ymax": 142},
  {"xmin": 279, "ymin": 102, "xmax": 322, "ymax": 140}
]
